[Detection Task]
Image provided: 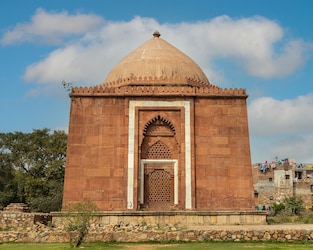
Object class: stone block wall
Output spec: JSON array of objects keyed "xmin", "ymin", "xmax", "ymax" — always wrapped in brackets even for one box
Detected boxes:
[
  {"xmin": 0, "ymin": 204, "xmax": 51, "ymax": 230},
  {"xmin": 195, "ymin": 98, "xmax": 254, "ymax": 210},
  {"xmin": 0, "ymin": 212, "xmax": 52, "ymax": 229},
  {"xmin": 1, "ymin": 214, "xmax": 313, "ymax": 243},
  {"xmin": 0, "ymin": 207, "xmax": 313, "ymax": 243},
  {"xmin": 63, "ymin": 96, "xmax": 128, "ymax": 210}
]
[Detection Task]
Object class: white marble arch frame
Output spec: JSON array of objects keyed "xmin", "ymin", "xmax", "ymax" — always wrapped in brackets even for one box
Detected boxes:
[
  {"xmin": 127, "ymin": 100, "xmax": 191, "ymax": 210},
  {"xmin": 140, "ymin": 159, "xmax": 178, "ymax": 205}
]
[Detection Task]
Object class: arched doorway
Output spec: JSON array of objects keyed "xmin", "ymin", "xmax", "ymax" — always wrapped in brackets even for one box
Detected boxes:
[{"xmin": 140, "ymin": 116, "xmax": 179, "ymax": 210}]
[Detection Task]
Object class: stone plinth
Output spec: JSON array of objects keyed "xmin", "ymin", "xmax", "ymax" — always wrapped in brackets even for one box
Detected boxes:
[{"xmin": 52, "ymin": 210, "xmax": 267, "ymax": 226}]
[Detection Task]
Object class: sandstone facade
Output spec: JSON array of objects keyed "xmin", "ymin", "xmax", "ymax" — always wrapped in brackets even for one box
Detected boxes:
[{"xmin": 62, "ymin": 32, "xmax": 255, "ymax": 212}]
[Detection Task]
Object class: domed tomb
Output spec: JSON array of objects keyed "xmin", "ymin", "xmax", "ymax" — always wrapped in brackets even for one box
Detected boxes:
[
  {"xmin": 103, "ymin": 31, "xmax": 210, "ymax": 87},
  {"xmin": 63, "ymin": 30, "xmax": 259, "ymax": 221}
]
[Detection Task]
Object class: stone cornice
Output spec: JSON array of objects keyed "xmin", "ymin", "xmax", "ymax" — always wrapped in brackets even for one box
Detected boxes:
[
  {"xmin": 70, "ymin": 84, "xmax": 247, "ymax": 98},
  {"xmin": 70, "ymin": 76, "xmax": 248, "ymax": 98}
]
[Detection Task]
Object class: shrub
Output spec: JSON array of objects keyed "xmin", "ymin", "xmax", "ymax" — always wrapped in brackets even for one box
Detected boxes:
[
  {"xmin": 63, "ymin": 201, "xmax": 99, "ymax": 248},
  {"xmin": 283, "ymin": 196, "xmax": 304, "ymax": 215},
  {"xmin": 272, "ymin": 196, "xmax": 305, "ymax": 217},
  {"xmin": 272, "ymin": 202, "xmax": 285, "ymax": 215}
]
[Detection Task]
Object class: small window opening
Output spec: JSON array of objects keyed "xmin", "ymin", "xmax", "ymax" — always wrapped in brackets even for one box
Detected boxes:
[
  {"xmin": 285, "ymin": 175, "xmax": 290, "ymax": 180},
  {"xmin": 295, "ymin": 171, "xmax": 303, "ymax": 179}
]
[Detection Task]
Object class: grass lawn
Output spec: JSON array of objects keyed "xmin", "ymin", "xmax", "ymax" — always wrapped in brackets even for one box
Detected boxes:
[{"xmin": 1, "ymin": 242, "xmax": 313, "ymax": 250}]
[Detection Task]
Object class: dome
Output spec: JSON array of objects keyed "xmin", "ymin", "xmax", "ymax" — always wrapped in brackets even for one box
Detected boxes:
[{"xmin": 103, "ymin": 31, "xmax": 209, "ymax": 86}]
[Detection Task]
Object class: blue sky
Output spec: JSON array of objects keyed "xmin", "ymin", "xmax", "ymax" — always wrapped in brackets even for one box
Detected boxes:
[{"xmin": 1, "ymin": 0, "xmax": 313, "ymax": 164}]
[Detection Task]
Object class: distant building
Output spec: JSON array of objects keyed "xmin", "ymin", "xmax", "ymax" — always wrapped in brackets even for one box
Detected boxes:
[{"xmin": 253, "ymin": 158, "xmax": 313, "ymax": 210}]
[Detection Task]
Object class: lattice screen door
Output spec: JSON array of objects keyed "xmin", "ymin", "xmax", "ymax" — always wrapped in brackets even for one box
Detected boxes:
[{"xmin": 144, "ymin": 164, "xmax": 174, "ymax": 210}]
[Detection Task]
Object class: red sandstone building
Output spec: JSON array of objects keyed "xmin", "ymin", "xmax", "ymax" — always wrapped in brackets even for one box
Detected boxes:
[{"xmin": 62, "ymin": 31, "xmax": 255, "ymax": 212}]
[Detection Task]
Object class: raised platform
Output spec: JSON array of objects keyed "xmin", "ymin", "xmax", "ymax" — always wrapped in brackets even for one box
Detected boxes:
[{"xmin": 52, "ymin": 210, "xmax": 267, "ymax": 226}]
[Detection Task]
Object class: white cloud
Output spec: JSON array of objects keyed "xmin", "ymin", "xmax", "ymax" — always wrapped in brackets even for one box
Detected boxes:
[
  {"xmin": 248, "ymin": 94, "xmax": 313, "ymax": 163},
  {"xmin": 161, "ymin": 16, "xmax": 312, "ymax": 80},
  {"xmin": 23, "ymin": 16, "xmax": 160, "ymax": 87},
  {"xmin": 9, "ymin": 12, "xmax": 310, "ymax": 88},
  {"xmin": 1, "ymin": 8, "xmax": 103, "ymax": 45},
  {"xmin": 3, "ymin": 10, "xmax": 313, "ymax": 163},
  {"xmin": 248, "ymin": 94, "xmax": 313, "ymax": 136},
  {"xmin": 250, "ymin": 133, "xmax": 313, "ymax": 164},
  {"xmin": 272, "ymin": 133, "xmax": 313, "ymax": 163}
]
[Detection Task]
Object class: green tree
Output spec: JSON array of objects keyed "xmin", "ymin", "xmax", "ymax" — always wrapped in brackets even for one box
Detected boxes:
[
  {"xmin": 0, "ymin": 129, "xmax": 67, "ymax": 212},
  {"xmin": 273, "ymin": 196, "xmax": 305, "ymax": 216},
  {"xmin": 0, "ymin": 157, "xmax": 17, "ymax": 209},
  {"xmin": 283, "ymin": 196, "xmax": 304, "ymax": 215}
]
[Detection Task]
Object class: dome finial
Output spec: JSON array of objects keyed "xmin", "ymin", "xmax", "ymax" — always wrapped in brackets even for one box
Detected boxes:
[{"xmin": 153, "ymin": 30, "xmax": 161, "ymax": 38}]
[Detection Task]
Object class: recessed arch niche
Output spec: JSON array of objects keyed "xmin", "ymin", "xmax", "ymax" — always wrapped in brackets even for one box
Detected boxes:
[{"xmin": 140, "ymin": 115, "xmax": 179, "ymax": 210}]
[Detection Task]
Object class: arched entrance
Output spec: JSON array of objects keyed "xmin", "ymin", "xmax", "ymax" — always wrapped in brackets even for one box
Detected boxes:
[{"xmin": 140, "ymin": 116, "xmax": 179, "ymax": 210}]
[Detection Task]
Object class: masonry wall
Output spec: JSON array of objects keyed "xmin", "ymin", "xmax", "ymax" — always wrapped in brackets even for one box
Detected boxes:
[
  {"xmin": 293, "ymin": 181, "xmax": 313, "ymax": 206},
  {"xmin": 2, "ymin": 211, "xmax": 313, "ymax": 243},
  {"xmin": 2, "ymin": 226, "xmax": 313, "ymax": 243},
  {"xmin": 63, "ymin": 93, "xmax": 255, "ymax": 211},
  {"xmin": 62, "ymin": 96, "xmax": 128, "ymax": 210},
  {"xmin": 251, "ymin": 163, "xmax": 313, "ymax": 208},
  {"xmin": 253, "ymin": 166, "xmax": 294, "ymax": 207},
  {"xmin": 194, "ymin": 97, "xmax": 254, "ymax": 210}
]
